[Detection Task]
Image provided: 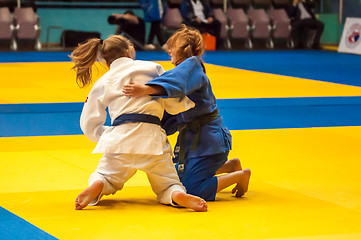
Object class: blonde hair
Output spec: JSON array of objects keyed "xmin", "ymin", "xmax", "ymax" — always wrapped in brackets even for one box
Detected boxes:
[
  {"xmin": 70, "ymin": 35, "xmax": 134, "ymax": 88},
  {"xmin": 166, "ymin": 25, "xmax": 206, "ymax": 72}
]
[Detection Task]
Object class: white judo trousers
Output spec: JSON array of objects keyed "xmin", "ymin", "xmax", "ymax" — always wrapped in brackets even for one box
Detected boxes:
[
  {"xmin": 89, "ymin": 152, "xmax": 185, "ymax": 206},
  {"xmin": 80, "ymin": 57, "xmax": 195, "ymax": 206}
]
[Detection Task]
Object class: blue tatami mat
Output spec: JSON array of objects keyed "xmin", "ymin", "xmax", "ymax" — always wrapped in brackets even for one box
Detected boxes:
[
  {"xmin": 1, "ymin": 97, "xmax": 361, "ymax": 137},
  {"xmin": 0, "ymin": 207, "xmax": 57, "ymax": 240},
  {"xmin": 203, "ymin": 51, "xmax": 361, "ymax": 87}
]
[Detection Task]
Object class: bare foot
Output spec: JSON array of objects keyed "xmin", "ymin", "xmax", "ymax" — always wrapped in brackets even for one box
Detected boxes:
[
  {"xmin": 172, "ymin": 191, "xmax": 208, "ymax": 212},
  {"xmin": 75, "ymin": 180, "xmax": 104, "ymax": 210},
  {"xmin": 232, "ymin": 168, "xmax": 251, "ymax": 198}
]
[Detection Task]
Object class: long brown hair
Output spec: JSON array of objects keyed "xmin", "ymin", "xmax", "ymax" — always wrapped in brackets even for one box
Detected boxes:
[
  {"xmin": 166, "ymin": 25, "xmax": 206, "ymax": 72},
  {"xmin": 70, "ymin": 35, "xmax": 134, "ymax": 88}
]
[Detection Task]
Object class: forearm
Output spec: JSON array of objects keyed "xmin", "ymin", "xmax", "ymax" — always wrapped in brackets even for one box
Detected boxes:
[
  {"xmin": 122, "ymin": 14, "xmax": 139, "ymax": 24},
  {"xmin": 112, "ymin": 13, "xmax": 139, "ymax": 24},
  {"xmin": 122, "ymin": 81, "xmax": 167, "ymax": 97},
  {"xmin": 147, "ymin": 84, "xmax": 167, "ymax": 96}
]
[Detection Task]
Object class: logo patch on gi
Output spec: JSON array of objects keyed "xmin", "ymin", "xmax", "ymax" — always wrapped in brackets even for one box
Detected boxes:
[{"xmin": 175, "ymin": 146, "xmax": 180, "ymax": 153}]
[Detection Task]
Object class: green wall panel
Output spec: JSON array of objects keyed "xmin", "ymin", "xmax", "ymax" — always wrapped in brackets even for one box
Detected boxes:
[
  {"xmin": 38, "ymin": 8, "xmax": 145, "ymax": 44},
  {"xmin": 318, "ymin": 13, "xmax": 340, "ymax": 44}
]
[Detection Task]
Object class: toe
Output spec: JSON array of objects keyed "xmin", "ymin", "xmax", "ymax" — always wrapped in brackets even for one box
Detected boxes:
[{"xmin": 232, "ymin": 185, "xmax": 237, "ymax": 194}]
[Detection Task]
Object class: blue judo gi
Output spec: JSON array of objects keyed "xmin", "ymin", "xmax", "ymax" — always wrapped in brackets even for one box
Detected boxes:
[{"xmin": 146, "ymin": 56, "xmax": 232, "ymax": 201}]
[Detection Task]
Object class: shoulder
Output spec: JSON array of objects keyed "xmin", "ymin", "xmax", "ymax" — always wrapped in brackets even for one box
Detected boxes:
[
  {"xmin": 134, "ymin": 60, "xmax": 163, "ymax": 69},
  {"xmin": 133, "ymin": 60, "xmax": 165, "ymax": 76},
  {"xmin": 134, "ymin": 60, "xmax": 160, "ymax": 67}
]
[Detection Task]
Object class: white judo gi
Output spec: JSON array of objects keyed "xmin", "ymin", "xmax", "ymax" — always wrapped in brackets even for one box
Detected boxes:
[{"xmin": 80, "ymin": 57, "xmax": 195, "ymax": 205}]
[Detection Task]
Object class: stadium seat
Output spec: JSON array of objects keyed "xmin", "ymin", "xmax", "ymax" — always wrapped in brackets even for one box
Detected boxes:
[
  {"xmin": 247, "ymin": 0, "xmax": 273, "ymax": 48},
  {"xmin": 162, "ymin": 0, "xmax": 184, "ymax": 39},
  {"xmin": 268, "ymin": 8, "xmax": 294, "ymax": 47},
  {"xmin": 13, "ymin": 7, "xmax": 41, "ymax": 50},
  {"xmin": 227, "ymin": 0, "xmax": 252, "ymax": 48},
  {"xmin": 210, "ymin": 0, "xmax": 231, "ymax": 48},
  {"xmin": 0, "ymin": 7, "xmax": 17, "ymax": 50}
]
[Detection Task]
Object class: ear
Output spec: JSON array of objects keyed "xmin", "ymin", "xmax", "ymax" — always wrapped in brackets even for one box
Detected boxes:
[{"xmin": 126, "ymin": 46, "xmax": 136, "ymax": 60}]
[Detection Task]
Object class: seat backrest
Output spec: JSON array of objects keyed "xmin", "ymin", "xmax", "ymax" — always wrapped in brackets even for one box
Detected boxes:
[
  {"xmin": 247, "ymin": 8, "xmax": 269, "ymax": 22},
  {"xmin": 227, "ymin": 7, "xmax": 248, "ymax": 22},
  {"xmin": 268, "ymin": 8, "xmax": 289, "ymax": 21},
  {"xmin": 0, "ymin": 7, "xmax": 13, "ymax": 39},
  {"xmin": 227, "ymin": 8, "xmax": 249, "ymax": 38},
  {"xmin": 14, "ymin": 7, "xmax": 39, "ymax": 39},
  {"xmin": 0, "ymin": 7, "xmax": 11, "ymax": 22},
  {"xmin": 163, "ymin": 7, "xmax": 183, "ymax": 28},
  {"xmin": 14, "ymin": 7, "xmax": 37, "ymax": 24}
]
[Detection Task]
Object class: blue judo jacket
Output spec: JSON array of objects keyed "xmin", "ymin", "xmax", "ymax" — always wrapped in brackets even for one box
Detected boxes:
[
  {"xmin": 140, "ymin": 0, "xmax": 163, "ymax": 22},
  {"xmin": 146, "ymin": 56, "xmax": 232, "ymax": 161}
]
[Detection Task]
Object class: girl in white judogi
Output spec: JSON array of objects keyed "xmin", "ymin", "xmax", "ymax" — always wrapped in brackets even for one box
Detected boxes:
[{"xmin": 70, "ymin": 35, "xmax": 207, "ymax": 212}]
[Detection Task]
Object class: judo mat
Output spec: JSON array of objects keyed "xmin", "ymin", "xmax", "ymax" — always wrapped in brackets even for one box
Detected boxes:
[{"xmin": 0, "ymin": 50, "xmax": 361, "ymax": 240}]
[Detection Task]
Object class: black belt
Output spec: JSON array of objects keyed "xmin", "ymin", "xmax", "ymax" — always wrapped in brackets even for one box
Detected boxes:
[
  {"xmin": 112, "ymin": 113, "xmax": 161, "ymax": 126},
  {"xmin": 177, "ymin": 109, "xmax": 220, "ymax": 173}
]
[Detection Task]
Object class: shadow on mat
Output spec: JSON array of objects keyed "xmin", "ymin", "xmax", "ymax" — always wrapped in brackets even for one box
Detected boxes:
[{"xmin": 96, "ymin": 198, "xmax": 160, "ymax": 208}]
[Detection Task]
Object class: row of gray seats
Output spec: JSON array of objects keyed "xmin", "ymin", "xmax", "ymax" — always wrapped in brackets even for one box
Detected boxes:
[
  {"xmin": 163, "ymin": 0, "xmax": 294, "ymax": 49},
  {"xmin": 0, "ymin": 5, "xmax": 41, "ymax": 50}
]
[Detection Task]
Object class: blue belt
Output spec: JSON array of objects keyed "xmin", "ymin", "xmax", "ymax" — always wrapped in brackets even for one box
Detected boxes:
[{"xmin": 112, "ymin": 113, "xmax": 161, "ymax": 126}]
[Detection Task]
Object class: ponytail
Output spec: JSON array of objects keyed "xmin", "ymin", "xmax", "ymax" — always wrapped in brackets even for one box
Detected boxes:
[
  {"xmin": 70, "ymin": 35, "xmax": 135, "ymax": 88},
  {"xmin": 70, "ymin": 35, "xmax": 134, "ymax": 88},
  {"xmin": 70, "ymin": 39, "xmax": 102, "ymax": 88}
]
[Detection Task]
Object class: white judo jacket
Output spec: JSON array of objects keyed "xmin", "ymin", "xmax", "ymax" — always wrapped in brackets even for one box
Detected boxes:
[{"xmin": 80, "ymin": 57, "xmax": 195, "ymax": 155}]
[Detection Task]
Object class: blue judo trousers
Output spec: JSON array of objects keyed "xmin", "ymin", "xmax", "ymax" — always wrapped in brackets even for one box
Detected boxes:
[{"xmin": 146, "ymin": 56, "xmax": 232, "ymax": 201}]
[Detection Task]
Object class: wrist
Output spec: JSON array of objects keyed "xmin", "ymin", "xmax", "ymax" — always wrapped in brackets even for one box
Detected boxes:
[{"xmin": 146, "ymin": 86, "xmax": 156, "ymax": 95}]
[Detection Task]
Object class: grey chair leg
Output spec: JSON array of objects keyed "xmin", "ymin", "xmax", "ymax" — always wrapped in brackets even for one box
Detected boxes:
[
  {"xmin": 34, "ymin": 25, "xmax": 42, "ymax": 50},
  {"xmin": 287, "ymin": 38, "xmax": 294, "ymax": 48},
  {"xmin": 245, "ymin": 38, "xmax": 253, "ymax": 49},
  {"xmin": 10, "ymin": 39, "xmax": 17, "ymax": 51},
  {"xmin": 266, "ymin": 38, "xmax": 274, "ymax": 49}
]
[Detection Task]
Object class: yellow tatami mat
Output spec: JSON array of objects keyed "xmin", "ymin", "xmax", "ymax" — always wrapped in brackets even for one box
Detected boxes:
[
  {"xmin": 1, "ymin": 56, "xmax": 361, "ymax": 239},
  {"xmin": 1, "ymin": 128, "xmax": 361, "ymax": 240},
  {"xmin": 1, "ymin": 61, "xmax": 361, "ymax": 104}
]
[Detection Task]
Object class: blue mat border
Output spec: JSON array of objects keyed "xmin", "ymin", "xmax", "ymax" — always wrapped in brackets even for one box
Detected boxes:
[
  {"xmin": 1, "ymin": 97, "xmax": 361, "ymax": 137},
  {"xmin": 1, "ymin": 96, "xmax": 361, "ymax": 113},
  {"xmin": 0, "ymin": 207, "xmax": 58, "ymax": 240}
]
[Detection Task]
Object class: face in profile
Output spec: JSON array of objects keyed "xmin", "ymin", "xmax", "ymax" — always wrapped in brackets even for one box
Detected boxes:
[{"xmin": 169, "ymin": 47, "xmax": 178, "ymax": 66}]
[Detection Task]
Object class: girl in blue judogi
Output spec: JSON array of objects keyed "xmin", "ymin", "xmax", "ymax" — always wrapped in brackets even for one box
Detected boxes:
[{"xmin": 123, "ymin": 25, "xmax": 251, "ymax": 201}]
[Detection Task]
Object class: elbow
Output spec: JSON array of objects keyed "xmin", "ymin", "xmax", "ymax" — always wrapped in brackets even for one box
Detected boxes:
[{"xmin": 80, "ymin": 124, "xmax": 102, "ymax": 142}]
